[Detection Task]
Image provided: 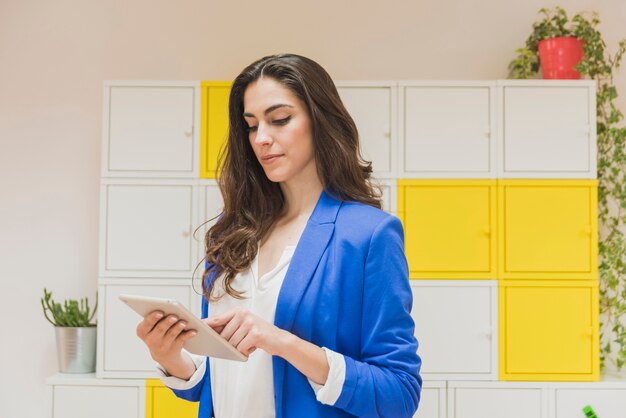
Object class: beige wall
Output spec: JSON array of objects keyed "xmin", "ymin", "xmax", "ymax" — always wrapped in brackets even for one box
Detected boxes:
[{"xmin": 1, "ymin": 0, "xmax": 625, "ymax": 416}]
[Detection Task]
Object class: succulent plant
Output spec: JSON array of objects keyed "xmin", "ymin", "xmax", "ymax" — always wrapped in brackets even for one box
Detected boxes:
[{"xmin": 41, "ymin": 288, "xmax": 97, "ymax": 327}]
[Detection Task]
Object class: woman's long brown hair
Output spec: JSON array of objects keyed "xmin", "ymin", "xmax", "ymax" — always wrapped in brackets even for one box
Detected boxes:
[{"xmin": 202, "ymin": 53, "xmax": 382, "ymax": 302}]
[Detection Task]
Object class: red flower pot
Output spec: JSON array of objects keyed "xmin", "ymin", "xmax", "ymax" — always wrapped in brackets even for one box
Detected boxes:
[{"xmin": 538, "ymin": 37, "xmax": 585, "ymax": 79}]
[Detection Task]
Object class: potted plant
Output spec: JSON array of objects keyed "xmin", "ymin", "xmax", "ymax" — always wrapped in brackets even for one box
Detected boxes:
[
  {"xmin": 41, "ymin": 288, "xmax": 98, "ymax": 373},
  {"xmin": 509, "ymin": 6, "xmax": 626, "ymax": 373},
  {"xmin": 508, "ymin": 7, "xmax": 599, "ymax": 79}
]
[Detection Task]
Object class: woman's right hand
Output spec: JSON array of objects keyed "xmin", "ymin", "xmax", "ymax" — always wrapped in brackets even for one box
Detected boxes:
[{"xmin": 136, "ymin": 311, "xmax": 198, "ymax": 380}]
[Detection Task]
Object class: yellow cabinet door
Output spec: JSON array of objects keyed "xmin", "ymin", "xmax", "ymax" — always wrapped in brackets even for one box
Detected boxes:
[
  {"xmin": 498, "ymin": 180, "xmax": 598, "ymax": 280},
  {"xmin": 499, "ymin": 280, "xmax": 599, "ymax": 381},
  {"xmin": 146, "ymin": 379, "xmax": 199, "ymax": 418},
  {"xmin": 200, "ymin": 81, "xmax": 232, "ymax": 179},
  {"xmin": 398, "ymin": 180, "xmax": 496, "ymax": 279}
]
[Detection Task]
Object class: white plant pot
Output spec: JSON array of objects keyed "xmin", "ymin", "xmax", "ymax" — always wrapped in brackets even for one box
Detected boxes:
[{"xmin": 55, "ymin": 326, "xmax": 97, "ymax": 373}]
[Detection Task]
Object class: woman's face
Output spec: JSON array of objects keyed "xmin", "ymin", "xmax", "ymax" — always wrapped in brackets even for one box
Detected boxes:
[{"xmin": 243, "ymin": 77, "xmax": 317, "ymax": 185}]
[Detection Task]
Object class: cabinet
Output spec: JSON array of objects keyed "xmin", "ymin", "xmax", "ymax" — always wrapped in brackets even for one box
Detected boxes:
[
  {"xmin": 411, "ymin": 281, "xmax": 498, "ymax": 380},
  {"xmin": 498, "ymin": 179, "xmax": 598, "ymax": 280},
  {"xmin": 200, "ymin": 81, "xmax": 232, "ymax": 179},
  {"xmin": 146, "ymin": 379, "xmax": 199, "ymax": 418},
  {"xmin": 336, "ymin": 82, "xmax": 397, "ymax": 178},
  {"xmin": 447, "ymin": 381, "xmax": 548, "ymax": 418},
  {"xmin": 99, "ymin": 180, "xmax": 198, "ymax": 278},
  {"xmin": 400, "ymin": 82, "xmax": 496, "ymax": 178},
  {"xmin": 196, "ymin": 180, "xmax": 225, "ymax": 262},
  {"xmin": 102, "ymin": 82, "xmax": 199, "ymax": 178},
  {"xmin": 398, "ymin": 180, "xmax": 497, "ymax": 279},
  {"xmin": 377, "ymin": 178, "xmax": 397, "ymax": 215},
  {"xmin": 59, "ymin": 78, "xmax": 612, "ymax": 418},
  {"xmin": 499, "ymin": 280, "xmax": 599, "ymax": 381},
  {"xmin": 46, "ymin": 375, "xmax": 144, "ymax": 418},
  {"xmin": 97, "ymin": 280, "xmax": 201, "ymax": 378},
  {"xmin": 201, "ymin": 81, "xmax": 399, "ymax": 179},
  {"xmin": 201, "ymin": 180, "xmax": 223, "ymax": 230},
  {"xmin": 498, "ymin": 80, "xmax": 596, "ymax": 178},
  {"xmin": 413, "ymin": 381, "xmax": 446, "ymax": 418},
  {"xmin": 550, "ymin": 379, "xmax": 626, "ymax": 418}
]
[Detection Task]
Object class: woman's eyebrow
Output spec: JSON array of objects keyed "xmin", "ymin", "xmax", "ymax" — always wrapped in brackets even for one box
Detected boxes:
[{"xmin": 243, "ymin": 103, "xmax": 294, "ymax": 118}]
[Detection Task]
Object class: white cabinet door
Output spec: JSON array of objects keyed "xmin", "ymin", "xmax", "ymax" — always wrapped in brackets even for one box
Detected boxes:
[
  {"xmin": 100, "ymin": 181, "xmax": 197, "ymax": 278},
  {"xmin": 449, "ymin": 383, "xmax": 547, "ymax": 418},
  {"xmin": 104, "ymin": 82, "xmax": 198, "ymax": 177},
  {"xmin": 98, "ymin": 282, "xmax": 198, "ymax": 377},
  {"xmin": 450, "ymin": 386, "xmax": 546, "ymax": 418},
  {"xmin": 337, "ymin": 84, "xmax": 396, "ymax": 177},
  {"xmin": 376, "ymin": 178, "xmax": 397, "ymax": 214},
  {"xmin": 53, "ymin": 386, "xmax": 141, "ymax": 418},
  {"xmin": 204, "ymin": 182, "xmax": 224, "ymax": 228},
  {"xmin": 500, "ymin": 81, "xmax": 596, "ymax": 178},
  {"xmin": 402, "ymin": 83, "xmax": 494, "ymax": 178},
  {"xmin": 411, "ymin": 281, "xmax": 497, "ymax": 380},
  {"xmin": 554, "ymin": 388, "xmax": 626, "ymax": 418},
  {"xmin": 414, "ymin": 382, "xmax": 446, "ymax": 418},
  {"xmin": 195, "ymin": 181, "xmax": 225, "ymax": 262}
]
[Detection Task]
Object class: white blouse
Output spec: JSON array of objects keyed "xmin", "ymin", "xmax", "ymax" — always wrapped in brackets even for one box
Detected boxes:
[{"xmin": 157, "ymin": 246, "xmax": 346, "ymax": 418}]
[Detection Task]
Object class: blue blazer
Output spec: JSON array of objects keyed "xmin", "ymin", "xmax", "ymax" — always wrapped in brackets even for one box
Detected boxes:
[{"xmin": 171, "ymin": 190, "xmax": 422, "ymax": 418}]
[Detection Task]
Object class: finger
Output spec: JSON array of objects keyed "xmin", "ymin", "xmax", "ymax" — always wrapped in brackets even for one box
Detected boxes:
[
  {"xmin": 136, "ymin": 311, "xmax": 164, "ymax": 339},
  {"xmin": 227, "ymin": 323, "xmax": 249, "ymax": 348},
  {"xmin": 174, "ymin": 329, "xmax": 198, "ymax": 346},
  {"xmin": 148, "ymin": 314, "xmax": 179, "ymax": 340},
  {"xmin": 206, "ymin": 309, "xmax": 238, "ymax": 328},
  {"xmin": 162, "ymin": 320, "xmax": 187, "ymax": 347},
  {"xmin": 219, "ymin": 313, "xmax": 243, "ymax": 342},
  {"xmin": 236, "ymin": 334, "xmax": 257, "ymax": 357},
  {"xmin": 202, "ymin": 318, "xmax": 225, "ymax": 334}
]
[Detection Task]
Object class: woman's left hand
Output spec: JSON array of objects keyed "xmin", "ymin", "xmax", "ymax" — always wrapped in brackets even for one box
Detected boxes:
[{"xmin": 204, "ymin": 307, "xmax": 288, "ymax": 357}]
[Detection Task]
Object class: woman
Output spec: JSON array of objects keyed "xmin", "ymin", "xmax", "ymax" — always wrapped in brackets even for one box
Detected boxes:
[{"xmin": 137, "ymin": 53, "xmax": 421, "ymax": 418}]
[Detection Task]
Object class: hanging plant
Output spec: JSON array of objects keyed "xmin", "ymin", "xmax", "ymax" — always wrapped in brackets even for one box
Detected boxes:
[{"xmin": 508, "ymin": 6, "xmax": 626, "ymax": 371}]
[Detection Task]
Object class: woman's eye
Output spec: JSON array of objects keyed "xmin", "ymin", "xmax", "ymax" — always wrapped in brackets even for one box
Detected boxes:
[
  {"xmin": 273, "ymin": 117, "xmax": 291, "ymax": 125},
  {"xmin": 246, "ymin": 117, "xmax": 289, "ymax": 132}
]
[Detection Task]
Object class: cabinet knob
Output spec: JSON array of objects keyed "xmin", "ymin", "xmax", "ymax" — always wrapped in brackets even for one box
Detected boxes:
[
  {"xmin": 482, "ymin": 329, "xmax": 492, "ymax": 339},
  {"xmin": 484, "ymin": 126, "xmax": 491, "ymax": 137},
  {"xmin": 182, "ymin": 226, "xmax": 191, "ymax": 238},
  {"xmin": 383, "ymin": 130, "xmax": 391, "ymax": 139},
  {"xmin": 184, "ymin": 129, "xmax": 193, "ymax": 138},
  {"xmin": 482, "ymin": 227, "xmax": 491, "ymax": 237},
  {"xmin": 583, "ymin": 327, "xmax": 594, "ymax": 338},
  {"xmin": 582, "ymin": 225, "xmax": 592, "ymax": 235}
]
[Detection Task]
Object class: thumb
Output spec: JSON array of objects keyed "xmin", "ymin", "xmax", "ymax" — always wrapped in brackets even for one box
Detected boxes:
[
  {"xmin": 202, "ymin": 317, "xmax": 224, "ymax": 332},
  {"xmin": 203, "ymin": 317, "xmax": 218, "ymax": 326}
]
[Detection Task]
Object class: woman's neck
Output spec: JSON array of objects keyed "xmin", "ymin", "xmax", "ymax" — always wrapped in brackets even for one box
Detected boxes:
[{"xmin": 279, "ymin": 175, "xmax": 324, "ymax": 220}]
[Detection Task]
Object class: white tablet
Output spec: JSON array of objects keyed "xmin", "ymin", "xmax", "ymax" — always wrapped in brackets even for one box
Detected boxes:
[{"xmin": 118, "ymin": 294, "xmax": 247, "ymax": 362}]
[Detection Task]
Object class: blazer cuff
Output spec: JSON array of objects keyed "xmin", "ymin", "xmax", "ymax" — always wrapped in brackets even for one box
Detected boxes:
[
  {"xmin": 156, "ymin": 351, "xmax": 206, "ymax": 391},
  {"xmin": 333, "ymin": 354, "xmax": 358, "ymax": 409},
  {"xmin": 306, "ymin": 347, "xmax": 346, "ymax": 405}
]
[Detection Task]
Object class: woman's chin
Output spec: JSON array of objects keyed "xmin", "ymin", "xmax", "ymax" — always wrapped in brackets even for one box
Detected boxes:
[
  {"xmin": 261, "ymin": 165, "xmax": 290, "ymax": 183},
  {"xmin": 264, "ymin": 171, "xmax": 286, "ymax": 183}
]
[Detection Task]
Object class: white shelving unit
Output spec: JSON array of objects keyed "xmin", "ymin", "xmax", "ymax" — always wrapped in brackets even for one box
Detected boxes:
[{"xmin": 46, "ymin": 79, "xmax": 625, "ymax": 418}]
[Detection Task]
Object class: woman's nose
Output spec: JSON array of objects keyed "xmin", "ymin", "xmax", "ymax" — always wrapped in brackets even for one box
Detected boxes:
[{"xmin": 254, "ymin": 123, "xmax": 272, "ymax": 145}]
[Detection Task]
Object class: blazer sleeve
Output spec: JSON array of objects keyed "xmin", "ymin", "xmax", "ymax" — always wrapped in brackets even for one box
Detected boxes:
[
  {"xmin": 333, "ymin": 215, "xmax": 422, "ymax": 418},
  {"xmin": 169, "ymin": 283, "xmax": 213, "ymax": 406}
]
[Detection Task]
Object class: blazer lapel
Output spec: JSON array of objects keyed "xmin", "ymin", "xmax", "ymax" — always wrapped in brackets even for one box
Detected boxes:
[{"xmin": 272, "ymin": 189, "xmax": 342, "ymax": 418}]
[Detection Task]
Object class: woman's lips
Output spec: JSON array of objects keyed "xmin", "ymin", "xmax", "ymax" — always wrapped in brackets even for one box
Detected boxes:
[{"xmin": 261, "ymin": 154, "xmax": 283, "ymax": 164}]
